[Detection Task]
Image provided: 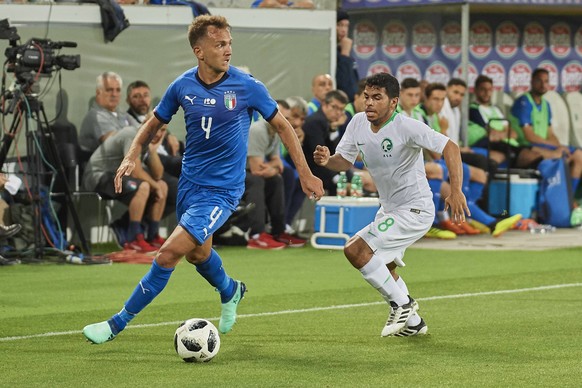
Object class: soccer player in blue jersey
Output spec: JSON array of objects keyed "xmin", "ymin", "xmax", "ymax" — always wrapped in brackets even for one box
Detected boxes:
[{"xmin": 83, "ymin": 15, "xmax": 324, "ymax": 344}]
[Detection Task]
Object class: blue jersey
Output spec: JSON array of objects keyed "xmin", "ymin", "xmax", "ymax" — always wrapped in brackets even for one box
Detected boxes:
[{"xmin": 154, "ymin": 66, "xmax": 277, "ymax": 190}]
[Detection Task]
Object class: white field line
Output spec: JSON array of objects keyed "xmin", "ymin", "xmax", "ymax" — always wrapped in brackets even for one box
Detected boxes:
[{"xmin": 1, "ymin": 282, "xmax": 581, "ymax": 343}]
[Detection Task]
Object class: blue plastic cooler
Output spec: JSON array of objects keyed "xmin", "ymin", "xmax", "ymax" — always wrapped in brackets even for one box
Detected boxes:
[{"xmin": 311, "ymin": 196, "xmax": 380, "ymax": 249}]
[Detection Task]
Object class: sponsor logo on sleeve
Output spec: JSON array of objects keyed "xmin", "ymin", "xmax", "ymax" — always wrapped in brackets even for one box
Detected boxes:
[
  {"xmin": 549, "ymin": 22, "xmax": 571, "ymax": 59},
  {"xmin": 382, "ymin": 20, "xmax": 407, "ymax": 59},
  {"xmin": 412, "ymin": 21, "xmax": 436, "ymax": 59},
  {"xmin": 523, "ymin": 22, "xmax": 546, "ymax": 59},
  {"xmin": 495, "ymin": 21, "xmax": 519, "ymax": 59},
  {"xmin": 470, "ymin": 21, "xmax": 492, "ymax": 59},
  {"xmin": 508, "ymin": 61, "xmax": 532, "ymax": 94},
  {"xmin": 440, "ymin": 21, "xmax": 461, "ymax": 59},
  {"xmin": 353, "ymin": 21, "xmax": 379, "ymax": 59}
]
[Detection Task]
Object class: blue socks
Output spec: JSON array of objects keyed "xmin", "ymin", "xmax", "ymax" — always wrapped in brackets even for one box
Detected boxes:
[
  {"xmin": 108, "ymin": 250, "xmax": 236, "ymax": 334},
  {"xmin": 196, "ymin": 249, "xmax": 236, "ymax": 303},
  {"xmin": 128, "ymin": 221, "xmax": 141, "ymax": 242},
  {"xmin": 109, "ymin": 259, "xmax": 174, "ymax": 333},
  {"xmin": 428, "ymin": 179, "xmax": 442, "ymax": 224},
  {"xmin": 573, "ymin": 177, "xmax": 580, "ymax": 193},
  {"xmin": 461, "ymin": 163, "xmax": 471, "ymax": 197},
  {"xmin": 469, "ymin": 181, "xmax": 485, "ymax": 203},
  {"xmin": 147, "ymin": 221, "xmax": 160, "ymax": 241},
  {"xmin": 467, "ymin": 201, "xmax": 495, "ymax": 226}
]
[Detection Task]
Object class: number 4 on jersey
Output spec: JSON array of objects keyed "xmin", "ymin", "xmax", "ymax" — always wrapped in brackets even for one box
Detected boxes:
[{"xmin": 201, "ymin": 116, "xmax": 213, "ymax": 139}]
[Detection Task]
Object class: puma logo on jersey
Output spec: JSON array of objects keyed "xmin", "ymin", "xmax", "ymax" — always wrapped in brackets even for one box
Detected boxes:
[{"xmin": 184, "ymin": 95, "xmax": 197, "ymax": 105}]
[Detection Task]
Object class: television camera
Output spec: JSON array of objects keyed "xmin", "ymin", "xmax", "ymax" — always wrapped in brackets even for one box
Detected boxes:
[{"xmin": 1, "ymin": 18, "xmax": 80, "ymax": 84}]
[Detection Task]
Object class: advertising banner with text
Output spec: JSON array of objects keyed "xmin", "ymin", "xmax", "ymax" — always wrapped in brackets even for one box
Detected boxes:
[{"xmin": 350, "ymin": 13, "xmax": 582, "ymax": 93}]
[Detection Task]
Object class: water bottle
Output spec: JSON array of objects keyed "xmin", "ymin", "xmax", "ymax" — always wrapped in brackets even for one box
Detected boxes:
[
  {"xmin": 528, "ymin": 224, "xmax": 556, "ymax": 234},
  {"xmin": 66, "ymin": 254, "xmax": 84, "ymax": 264},
  {"xmin": 336, "ymin": 171, "xmax": 348, "ymax": 198},
  {"xmin": 350, "ymin": 171, "xmax": 363, "ymax": 198},
  {"xmin": 570, "ymin": 207, "xmax": 582, "ymax": 227}
]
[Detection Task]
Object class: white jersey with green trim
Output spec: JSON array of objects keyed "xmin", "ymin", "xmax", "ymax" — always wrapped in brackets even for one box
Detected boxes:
[{"xmin": 336, "ymin": 112, "xmax": 449, "ymax": 212}]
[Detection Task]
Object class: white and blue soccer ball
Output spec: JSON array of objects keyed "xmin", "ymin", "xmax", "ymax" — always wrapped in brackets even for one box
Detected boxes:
[{"xmin": 174, "ymin": 318, "xmax": 220, "ymax": 363}]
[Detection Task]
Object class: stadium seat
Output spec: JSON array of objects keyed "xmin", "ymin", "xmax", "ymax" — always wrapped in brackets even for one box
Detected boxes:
[
  {"xmin": 502, "ymin": 92, "xmax": 514, "ymax": 119},
  {"xmin": 544, "ymin": 91, "xmax": 570, "ymax": 145},
  {"xmin": 565, "ymin": 92, "xmax": 582, "ymax": 148}
]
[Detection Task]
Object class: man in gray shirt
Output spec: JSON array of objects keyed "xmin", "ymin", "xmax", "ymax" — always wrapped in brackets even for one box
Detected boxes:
[
  {"xmin": 83, "ymin": 126, "xmax": 168, "ymax": 252},
  {"xmin": 244, "ymin": 101, "xmax": 306, "ymax": 250},
  {"xmin": 79, "ymin": 72, "xmax": 132, "ymax": 156}
]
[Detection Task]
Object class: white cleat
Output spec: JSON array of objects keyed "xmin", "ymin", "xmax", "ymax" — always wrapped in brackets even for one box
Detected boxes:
[
  {"xmin": 381, "ymin": 298, "xmax": 419, "ymax": 337},
  {"xmin": 394, "ymin": 318, "xmax": 428, "ymax": 337}
]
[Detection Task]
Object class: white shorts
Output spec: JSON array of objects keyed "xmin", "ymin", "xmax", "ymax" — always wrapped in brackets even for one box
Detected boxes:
[{"xmin": 355, "ymin": 206, "xmax": 433, "ymax": 267}]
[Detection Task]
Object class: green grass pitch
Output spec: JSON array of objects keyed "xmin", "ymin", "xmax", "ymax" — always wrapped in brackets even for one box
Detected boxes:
[{"xmin": 1, "ymin": 246, "xmax": 581, "ymax": 387}]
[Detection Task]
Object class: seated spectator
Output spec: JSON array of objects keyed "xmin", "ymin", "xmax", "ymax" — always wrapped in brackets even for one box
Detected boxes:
[
  {"xmin": 281, "ymin": 96, "xmax": 308, "ymax": 233},
  {"xmin": 510, "ymin": 68, "xmax": 582, "ymax": 195},
  {"xmin": 420, "ymin": 83, "xmax": 521, "ymax": 236},
  {"xmin": 396, "ymin": 78, "xmax": 424, "ymax": 121},
  {"xmin": 245, "ymin": 102, "xmax": 306, "ymax": 249},
  {"xmin": 0, "ymin": 173, "xmax": 22, "ymax": 266},
  {"xmin": 307, "ymin": 73, "xmax": 334, "ymax": 115},
  {"xmin": 469, "ymin": 75, "xmax": 542, "ymax": 168},
  {"xmin": 79, "ymin": 72, "xmax": 132, "ymax": 159},
  {"xmin": 302, "ymin": 90, "xmax": 349, "ymax": 195},
  {"xmin": 82, "ymin": 125, "xmax": 169, "ymax": 252},
  {"xmin": 251, "ymin": 0, "xmax": 315, "ymax": 9},
  {"xmin": 126, "ymin": 80, "xmax": 183, "ymax": 178},
  {"xmin": 440, "ymin": 78, "xmax": 492, "ymax": 174}
]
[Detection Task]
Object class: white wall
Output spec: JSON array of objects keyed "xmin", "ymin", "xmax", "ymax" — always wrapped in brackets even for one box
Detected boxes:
[{"xmin": 1, "ymin": 4, "xmax": 335, "ymax": 144}]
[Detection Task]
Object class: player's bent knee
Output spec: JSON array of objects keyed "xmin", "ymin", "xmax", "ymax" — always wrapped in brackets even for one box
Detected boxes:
[
  {"xmin": 154, "ymin": 248, "xmax": 182, "ymax": 268},
  {"xmin": 344, "ymin": 236, "xmax": 371, "ymax": 268},
  {"xmin": 185, "ymin": 246, "xmax": 211, "ymax": 264}
]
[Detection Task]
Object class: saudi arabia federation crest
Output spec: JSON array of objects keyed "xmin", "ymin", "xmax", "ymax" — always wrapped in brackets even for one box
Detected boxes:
[{"xmin": 224, "ymin": 91, "xmax": 237, "ymax": 111}]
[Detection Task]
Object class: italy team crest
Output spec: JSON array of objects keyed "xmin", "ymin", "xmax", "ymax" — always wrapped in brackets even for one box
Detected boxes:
[{"xmin": 224, "ymin": 92, "xmax": 237, "ymax": 111}]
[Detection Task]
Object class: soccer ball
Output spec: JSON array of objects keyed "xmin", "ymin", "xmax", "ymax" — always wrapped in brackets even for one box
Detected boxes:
[{"xmin": 174, "ymin": 318, "xmax": 221, "ymax": 363}]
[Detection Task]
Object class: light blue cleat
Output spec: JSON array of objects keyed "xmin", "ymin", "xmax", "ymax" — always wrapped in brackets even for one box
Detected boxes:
[
  {"xmin": 219, "ymin": 280, "xmax": 246, "ymax": 334},
  {"xmin": 83, "ymin": 321, "xmax": 116, "ymax": 344}
]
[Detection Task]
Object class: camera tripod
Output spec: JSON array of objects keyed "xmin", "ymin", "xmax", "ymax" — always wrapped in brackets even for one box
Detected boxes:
[{"xmin": 0, "ymin": 85, "xmax": 91, "ymax": 259}]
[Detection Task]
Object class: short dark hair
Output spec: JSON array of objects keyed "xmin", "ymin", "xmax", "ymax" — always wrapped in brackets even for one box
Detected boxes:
[
  {"xmin": 366, "ymin": 72, "xmax": 400, "ymax": 99},
  {"xmin": 355, "ymin": 77, "xmax": 368, "ymax": 96},
  {"xmin": 447, "ymin": 78, "xmax": 467, "ymax": 88},
  {"xmin": 425, "ymin": 82, "xmax": 446, "ymax": 98},
  {"xmin": 532, "ymin": 68, "xmax": 549, "ymax": 80},
  {"xmin": 126, "ymin": 80, "xmax": 149, "ymax": 96},
  {"xmin": 188, "ymin": 15, "xmax": 230, "ymax": 48},
  {"xmin": 401, "ymin": 78, "xmax": 420, "ymax": 90},
  {"xmin": 324, "ymin": 90, "xmax": 349, "ymax": 105},
  {"xmin": 474, "ymin": 75, "xmax": 493, "ymax": 89},
  {"xmin": 276, "ymin": 99, "xmax": 290, "ymax": 110}
]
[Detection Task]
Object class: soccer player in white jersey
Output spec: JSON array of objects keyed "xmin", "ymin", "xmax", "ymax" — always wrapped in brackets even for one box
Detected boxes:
[
  {"xmin": 82, "ymin": 15, "xmax": 324, "ymax": 345},
  {"xmin": 314, "ymin": 73, "xmax": 469, "ymax": 337}
]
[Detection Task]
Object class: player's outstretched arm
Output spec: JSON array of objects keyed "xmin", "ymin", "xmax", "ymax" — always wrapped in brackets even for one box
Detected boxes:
[
  {"xmin": 313, "ymin": 145, "xmax": 352, "ymax": 172},
  {"xmin": 441, "ymin": 140, "xmax": 470, "ymax": 223},
  {"xmin": 114, "ymin": 115, "xmax": 165, "ymax": 194},
  {"xmin": 269, "ymin": 112, "xmax": 324, "ymax": 200}
]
